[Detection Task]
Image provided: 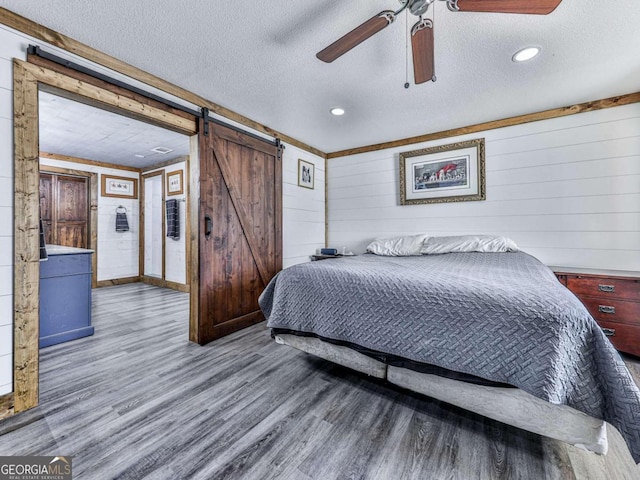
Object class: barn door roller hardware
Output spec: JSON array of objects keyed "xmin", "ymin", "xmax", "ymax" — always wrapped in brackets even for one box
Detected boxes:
[
  {"xmin": 27, "ymin": 45, "xmax": 277, "ymax": 146},
  {"xmin": 201, "ymin": 107, "xmax": 210, "ymax": 136}
]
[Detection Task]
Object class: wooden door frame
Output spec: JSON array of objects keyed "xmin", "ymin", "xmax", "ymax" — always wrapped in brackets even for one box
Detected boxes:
[
  {"xmin": 38, "ymin": 166, "xmax": 99, "ymax": 288},
  {"xmin": 11, "ymin": 59, "xmax": 199, "ymax": 416},
  {"xmin": 140, "ymin": 170, "xmax": 166, "ymax": 282},
  {"xmin": 188, "ymin": 136, "xmax": 200, "ymax": 344}
]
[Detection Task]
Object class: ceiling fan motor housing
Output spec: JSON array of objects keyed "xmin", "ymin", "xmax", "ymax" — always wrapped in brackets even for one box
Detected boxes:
[{"xmin": 407, "ymin": 0, "xmax": 435, "ymax": 16}]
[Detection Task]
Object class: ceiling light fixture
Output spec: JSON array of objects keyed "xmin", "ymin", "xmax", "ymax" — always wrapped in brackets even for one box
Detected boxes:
[
  {"xmin": 134, "ymin": 154, "xmax": 145, "ymax": 158},
  {"xmin": 330, "ymin": 107, "xmax": 345, "ymax": 116},
  {"xmin": 512, "ymin": 46, "xmax": 541, "ymax": 62}
]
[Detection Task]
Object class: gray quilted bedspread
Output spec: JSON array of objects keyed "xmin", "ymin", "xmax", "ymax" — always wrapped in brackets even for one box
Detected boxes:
[{"xmin": 259, "ymin": 252, "xmax": 640, "ymax": 463}]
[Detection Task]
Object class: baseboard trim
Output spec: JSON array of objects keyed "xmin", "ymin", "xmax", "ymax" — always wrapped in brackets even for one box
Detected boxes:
[
  {"xmin": 141, "ymin": 275, "xmax": 190, "ymax": 293},
  {"xmin": 96, "ymin": 276, "xmax": 141, "ymax": 288}
]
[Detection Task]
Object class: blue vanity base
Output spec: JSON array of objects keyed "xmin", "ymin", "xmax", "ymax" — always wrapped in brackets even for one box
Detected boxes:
[{"xmin": 40, "ymin": 246, "xmax": 94, "ymax": 348}]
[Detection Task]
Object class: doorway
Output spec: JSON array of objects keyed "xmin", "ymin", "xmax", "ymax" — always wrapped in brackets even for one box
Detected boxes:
[
  {"xmin": 38, "ymin": 166, "xmax": 99, "ymax": 288},
  {"xmin": 12, "ymin": 59, "xmax": 199, "ymax": 414},
  {"xmin": 11, "ymin": 57, "xmax": 283, "ymax": 418},
  {"xmin": 142, "ymin": 171, "xmax": 165, "ymax": 279},
  {"xmin": 39, "ymin": 172, "xmax": 89, "ymax": 248}
]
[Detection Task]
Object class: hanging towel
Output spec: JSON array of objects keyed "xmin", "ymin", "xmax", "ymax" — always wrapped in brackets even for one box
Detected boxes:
[
  {"xmin": 166, "ymin": 199, "xmax": 180, "ymax": 240},
  {"xmin": 115, "ymin": 207, "xmax": 130, "ymax": 232},
  {"xmin": 39, "ymin": 218, "xmax": 48, "ymax": 261}
]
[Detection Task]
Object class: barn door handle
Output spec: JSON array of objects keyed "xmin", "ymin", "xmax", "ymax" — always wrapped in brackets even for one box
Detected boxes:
[{"xmin": 204, "ymin": 215, "xmax": 212, "ymax": 238}]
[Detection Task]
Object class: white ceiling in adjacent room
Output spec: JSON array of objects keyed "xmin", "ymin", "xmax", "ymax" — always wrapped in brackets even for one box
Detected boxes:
[
  {"xmin": 4, "ymin": 0, "xmax": 640, "ymax": 153},
  {"xmin": 38, "ymin": 91, "xmax": 190, "ymax": 168}
]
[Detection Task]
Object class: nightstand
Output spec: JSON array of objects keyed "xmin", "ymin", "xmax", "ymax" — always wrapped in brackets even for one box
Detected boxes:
[{"xmin": 556, "ymin": 271, "xmax": 640, "ymax": 356}]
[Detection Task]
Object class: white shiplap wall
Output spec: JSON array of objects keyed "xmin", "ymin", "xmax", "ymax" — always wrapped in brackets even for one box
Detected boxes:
[
  {"xmin": 40, "ymin": 158, "xmax": 140, "ymax": 282},
  {"xmin": 282, "ymin": 144, "xmax": 325, "ymax": 268},
  {"xmin": 0, "ymin": 22, "xmax": 327, "ymax": 394},
  {"xmin": 328, "ymin": 103, "xmax": 640, "ymax": 274},
  {"xmin": 0, "ymin": 27, "xmax": 20, "ymax": 395}
]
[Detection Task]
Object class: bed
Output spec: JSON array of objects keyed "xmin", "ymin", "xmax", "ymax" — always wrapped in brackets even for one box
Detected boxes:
[{"xmin": 258, "ymin": 249, "xmax": 640, "ymax": 465}]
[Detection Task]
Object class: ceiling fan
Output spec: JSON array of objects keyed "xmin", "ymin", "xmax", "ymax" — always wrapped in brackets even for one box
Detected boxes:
[{"xmin": 316, "ymin": 0, "xmax": 562, "ymax": 85}]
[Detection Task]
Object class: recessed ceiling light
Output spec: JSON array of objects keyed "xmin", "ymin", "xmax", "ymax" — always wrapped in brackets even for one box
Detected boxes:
[
  {"xmin": 134, "ymin": 154, "xmax": 145, "ymax": 158},
  {"xmin": 151, "ymin": 147, "xmax": 174, "ymax": 154},
  {"xmin": 512, "ymin": 46, "xmax": 541, "ymax": 62},
  {"xmin": 330, "ymin": 107, "xmax": 345, "ymax": 116}
]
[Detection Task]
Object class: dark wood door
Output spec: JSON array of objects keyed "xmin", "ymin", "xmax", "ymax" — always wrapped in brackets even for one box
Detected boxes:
[
  {"xmin": 39, "ymin": 173, "xmax": 89, "ymax": 248},
  {"xmin": 198, "ymin": 121, "xmax": 282, "ymax": 343}
]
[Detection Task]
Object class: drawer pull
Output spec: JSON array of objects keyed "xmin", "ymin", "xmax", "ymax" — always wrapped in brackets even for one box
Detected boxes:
[
  {"xmin": 602, "ymin": 328, "xmax": 616, "ymax": 337},
  {"xmin": 598, "ymin": 284, "xmax": 615, "ymax": 293},
  {"xmin": 598, "ymin": 305, "xmax": 616, "ymax": 314}
]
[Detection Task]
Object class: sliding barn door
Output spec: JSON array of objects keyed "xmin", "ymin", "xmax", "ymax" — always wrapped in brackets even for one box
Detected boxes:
[{"xmin": 198, "ymin": 121, "xmax": 282, "ymax": 343}]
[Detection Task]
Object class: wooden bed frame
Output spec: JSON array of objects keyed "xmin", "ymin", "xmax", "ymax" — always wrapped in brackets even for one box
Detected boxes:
[{"xmin": 274, "ymin": 333, "xmax": 609, "ymax": 456}]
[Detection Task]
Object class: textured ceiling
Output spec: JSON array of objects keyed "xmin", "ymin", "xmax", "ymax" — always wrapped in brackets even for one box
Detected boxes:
[
  {"xmin": 3, "ymin": 0, "xmax": 640, "ymax": 153},
  {"xmin": 39, "ymin": 91, "xmax": 190, "ymax": 168}
]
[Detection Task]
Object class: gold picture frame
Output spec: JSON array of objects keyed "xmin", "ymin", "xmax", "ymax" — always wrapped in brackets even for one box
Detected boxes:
[
  {"xmin": 101, "ymin": 174, "xmax": 138, "ymax": 199},
  {"xmin": 166, "ymin": 170, "xmax": 184, "ymax": 196},
  {"xmin": 399, "ymin": 138, "xmax": 486, "ymax": 205}
]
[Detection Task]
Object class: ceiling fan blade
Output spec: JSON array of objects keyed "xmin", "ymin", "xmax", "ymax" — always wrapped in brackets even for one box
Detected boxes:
[
  {"xmin": 317, "ymin": 11, "xmax": 395, "ymax": 63},
  {"xmin": 454, "ymin": 0, "xmax": 562, "ymax": 15},
  {"xmin": 411, "ymin": 19, "xmax": 435, "ymax": 84}
]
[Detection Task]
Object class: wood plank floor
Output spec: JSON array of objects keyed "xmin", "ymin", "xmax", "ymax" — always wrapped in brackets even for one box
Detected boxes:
[{"xmin": 0, "ymin": 283, "xmax": 638, "ymax": 479}]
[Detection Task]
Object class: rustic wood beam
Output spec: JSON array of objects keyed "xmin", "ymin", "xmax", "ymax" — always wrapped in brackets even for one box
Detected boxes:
[{"xmin": 13, "ymin": 60, "xmax": 40, "ymax": 413}]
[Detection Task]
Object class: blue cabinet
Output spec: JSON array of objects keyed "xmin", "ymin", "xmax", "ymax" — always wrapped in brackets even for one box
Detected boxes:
[{"xmin": 39, "ymin": 246, "xmax": 94, "ymax": 348}]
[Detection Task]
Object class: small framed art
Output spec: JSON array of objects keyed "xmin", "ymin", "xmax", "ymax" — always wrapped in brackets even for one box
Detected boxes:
[
  {"xmin": 167, "ymin": 170, "xmax": 184, "ymax": 196},
  {"xmin": 298, "ymin": 159, "xmax": 314, "ymax": 189},
  {"xmin": 101, "ymin": 174, "xmax": 138, "ymax": 199}
]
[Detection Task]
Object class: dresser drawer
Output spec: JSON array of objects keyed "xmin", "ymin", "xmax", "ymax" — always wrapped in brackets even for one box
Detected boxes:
[
  {"xmin": 565, "ymin": 275, "xmax": 640, "ymax": 301},
  {"xmin": 557, "ymin": 271, "xmax": 640, "ymax": 356},
  {"xmin": 578, "ymin": 296, "xmax": 640, "ymax": 326},
  {"xmin": 596, "ymin": 320, "xmax": 640, "ymax": 357}
]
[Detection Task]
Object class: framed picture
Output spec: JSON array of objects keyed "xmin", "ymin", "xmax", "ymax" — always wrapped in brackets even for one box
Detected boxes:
[
  {"xmin": 298, "ymin": 159, "xmax": 315, "ymax": 189},
  {"xmin": 399, "ymin": 138, "xmax": 485, "ymax": 205},
  {"xmin": 101, "ymin": 174, "xmax": 138, "ymax": 199},
  {"xmin": 166, "ymin": 170, "xmax": 184, "ymax": 196}
]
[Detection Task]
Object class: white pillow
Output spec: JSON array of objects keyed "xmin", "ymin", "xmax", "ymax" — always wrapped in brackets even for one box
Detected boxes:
[
  {"xmin": 420, "ymin": 235, "xmax": 518, "ymax": 255},
  {"xmin": 366, "ymin": 234, "xmax": 429, "ymax": 256}
]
